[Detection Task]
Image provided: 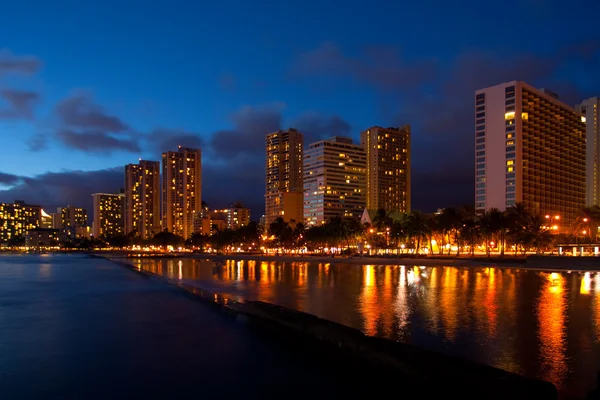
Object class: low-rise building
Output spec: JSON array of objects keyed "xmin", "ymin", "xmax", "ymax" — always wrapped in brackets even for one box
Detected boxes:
[{"xmin": 25, "ymin": 228, "xmax": 60, "ymax": 248}]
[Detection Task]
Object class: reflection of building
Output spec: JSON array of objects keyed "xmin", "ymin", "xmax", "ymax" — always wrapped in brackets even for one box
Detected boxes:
[
  {"xmin": 25, "ymin": 228, "xmax": 60, "ymax": 248},
  {"xmin": 575, "ymin": 97, "xmax": 600, "ymax": 207},
  {"xmin": 265, "ymin": 128, "xmax": 304, "ymax": 225},
  {"xmin": 162, "ymin": 147, "xmax": 202, "ymax": 239},
  {"xmin": 475, "ymin": 81, "xmax": 586, "ymax": 226},
  {"xmin": 304, "ymin": 136, "xmax": 367, "ymax": 225},
  {"xmin": 360, "ymin": 126, "xmax": 411, "ymax": 213},
  {"xmin": 125, "ymin": 160, "xmax": 161, "ymax": 239},
  {"xmin": 0, "ymin": 200, "xmax": 42, "ymax": 243},
  {"xmin": 91, "ymin": 193, "xmax": 124, "ymax": 238}
]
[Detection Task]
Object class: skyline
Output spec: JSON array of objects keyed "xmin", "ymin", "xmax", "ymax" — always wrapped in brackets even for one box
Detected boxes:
[{"xmin": 1, "ymin": 1, "xmax": 600, "ymax": 217}]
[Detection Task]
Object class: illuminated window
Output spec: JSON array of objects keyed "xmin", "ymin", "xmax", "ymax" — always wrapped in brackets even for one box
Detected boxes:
[{"xmin": 504, "ymin": 111, "xmax": 515, "ymax": 120}]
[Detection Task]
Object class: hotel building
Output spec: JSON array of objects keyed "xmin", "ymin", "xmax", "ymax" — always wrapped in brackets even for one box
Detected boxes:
[
  {"xmin": 265, "ymin": 128, "xmax": 303, "ymax": 225},
  {"xmin": 575, "ymin": 97, "xmax": 600, "ymax": 207},
  {"xmin": 303, "ymin": 137, "xmax": 367, "ymax": 225},
  {"xmin": 475, "ymin": 81, "xmax": 586, "ymax": 226},
  {"xmin": 360, "ymin": 126, "xmax": 411, "ymax": 213},
  {"xmin": 0, "ymin": 200, "xmax": 42, "ymax": 243},
  {"xmin": 162, "ymin": 147, "xmax": 202, "ymax": 239},
  {"xmin": 125, "ymin": 160, "xmax": 161, "ymax": 239},
  {"xmin": 226, "ymin": 205, "xmax": 251, "ymax": 230},
  {"xmin": 91, "ymin": 192, "xmax": 124, "ymax": 238}
]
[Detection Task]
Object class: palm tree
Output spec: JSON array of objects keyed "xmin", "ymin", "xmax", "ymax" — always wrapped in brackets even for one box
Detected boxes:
[
  {"xmin": 372, "ymin": 208, "xmax": 393, "ymax": 232},
  {"xmin": 507, "ymin": 202, "xmax": 533, "ymax": 255},
  {"xmin": 406, "ymin": 210, "xmax": 430, "ymax": 255}
]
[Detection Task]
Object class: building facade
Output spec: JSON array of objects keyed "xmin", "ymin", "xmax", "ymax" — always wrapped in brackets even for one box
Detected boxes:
[
  {"xmin": 360, "ymin": 126, "xmax": 411, "ymax": 213},
  {"xmin": 575, "ymin": 97, "xmax": 600, "ymax": 207},
  {"xmin": 303, "ymin": 136, "xmax": 367, "ymax": 225},
  {"xmin": 226, "ymin": 206, "xmax": 251, "ymax": 230},
  {"xmin": 53, "ymin": 205, "xmax": 88, "ymax": 240},
  {"xmin": 0, "ymin": 200, "xmax": 42, "ymax": 243},
  {"xmin": 265, "ymin": 128, "xmax": 304, "ymax": 225},
  {"xmin": 125, "ymin": 160, "xmax": 161, "ymax": 239},
  {"xmin": 475, "ymin": 81, "xmax": 586, "ymax": 226},
  {"xmin": 25, "ymin": 228, "xmax": 60, "ymax": 248},
  {"xmin": 92, "ymin": 193, "xmax": 124, "ymax": 238},
  {"xmin": 162, "ymin": 147, "xmax": 202, "ymax": 239}
]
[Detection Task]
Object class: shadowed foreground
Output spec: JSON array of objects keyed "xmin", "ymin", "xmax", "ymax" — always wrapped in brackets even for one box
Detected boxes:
[{"xmin": 0, "ymin": 254, "xmax": 556, "ymax": 399}]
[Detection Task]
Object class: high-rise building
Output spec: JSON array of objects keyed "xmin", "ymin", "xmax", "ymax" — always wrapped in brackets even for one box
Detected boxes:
[
  {"xmin": 304, "ymin": 136, "xmax": 367, "ymax": 225},
  {"xmin": 59, "ymin": 205, "xmax": 88, "ymax": 229},
  {"xmin": 360, "ymin": 126, "xmax": 411, "ymax": 213},
  {"xmin": 475, "ymin": 81, "xmax": 586, "ymax": 226},
  {"xmin": 54, "ymin": 205, "xmax": 88, "ymax": 240},
  {"xmin": 575, "ymin": 97, "xmax": 600, "ymax": 207},
  {"xmin": 162, "ymin": 147, "xmax": 202, "ymax": 239},
  {"xmin": 0, "ymin": 200, "xmax": 42, "ymax": 243},
  {"xmin": 265, "ymin": 128, "xmax": 303, "ymax": 225},
  {"xmin": 92, "ymin": 193, "xmax": 124, "ymax": 238},
  {"xmin": 226, "ymin": 205, "xmax": 251, "ymax": 230},
  {"xmin": 125, "ymin": 160, "xmax": 161, "ymax": 239}
]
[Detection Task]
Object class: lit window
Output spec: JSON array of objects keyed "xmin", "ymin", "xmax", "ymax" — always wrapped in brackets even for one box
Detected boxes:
[
  {"xmin": 582, "ymin": 116, "xmax": 587, "ymax": 123},
  {"xmin": 521, "ymin": 112, "xmax": 529, "ymax": 120},
  {"xmin": 505, "ymin": 111, "xmax": 515, "ymax": 120}
]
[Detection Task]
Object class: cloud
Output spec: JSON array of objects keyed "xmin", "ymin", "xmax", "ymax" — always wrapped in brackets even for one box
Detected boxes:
[
  {"xmin": 291, "ymin": 111, "xmax": 352, "ymax": 143},
  {"xmin": 146, "ymin": 128, "xmax": 204, "ymax": 155},
  {"xmin": 210, "ymin": 103, "xmax": 284, "ymax": 158},
  {"xmin": 0, "ymin": 89, "xmax": 39, "ymax": 119},
  {"xmin": 0, "ymin": 167, "xmax": 123, "ymax": 214},
  {"xmin": 46, "ymin": 92, "xmax": 140, "ymax": 154},
  {"xmin": 56, "ymin": 93, "xmax": 129, "ymax": 131},
  {"xmin": 290, "ymin": 41, "xmax": 437, "ymax": 90},
  {"xmin": 0, "ymin": 172, "xmax": 22, "ymax": 186},
  {"xmin": 0, "ymin": 50, "xmax": 41, "ymax": 75},
  {"xmin": 56, "ymin": 130, "xmax": 140, "ymax": 153},
  {"xmin": 203, "ymin": 155, "xmax": 264, "ymax": 216}
]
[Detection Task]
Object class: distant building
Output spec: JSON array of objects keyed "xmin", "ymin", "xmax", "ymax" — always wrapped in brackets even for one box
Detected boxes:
[
  {"xmin": 304, "ymin": 136, "xmax": 367, "ymax": 225},
  {"xmin": 25, "ymin": 228, "xmax": 60, "ymax": 248},
  {"xmin": 162, "ymin": 147, "xmax": 202, "ymax": 239},
  {"xmin": 0, "ymin": 200, "xmax": 42, "ymax": 243},
  {"xmin": 52, "ymin": 205, "xmax": 88, "ymax": 240},
  {"xmin": 40, "ymin": 209, "xmax": 53, "ymax": 229},
  {"xmin": 226, "ymin": 205, "xmax": 251, "ymax": 230},
  {"xmin": 91, "ymin": 193, "xmax": 124, "ymax": 238},
  {"xmin": 475, "ymin": 81, "xmax": 586, "ymax": 226},
  {"xmin": 360, "ymin": 126, "xmax": 411, "ymax": 213},
  {"xmin": 265, "ymin": 128, "xmax": 304, "ymax": 225},
  {"xmin": 575, "ymin": 97, "xmax": 600, "ymax": 207},
  {"xmin": 125, "ymin": 160, "xmax": 161, "ymax": 239}
]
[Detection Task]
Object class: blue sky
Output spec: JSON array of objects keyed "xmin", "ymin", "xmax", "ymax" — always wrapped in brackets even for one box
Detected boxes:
[{"xmin": 0, "ymin": 0, "xmax": 599, "ymax": 215}]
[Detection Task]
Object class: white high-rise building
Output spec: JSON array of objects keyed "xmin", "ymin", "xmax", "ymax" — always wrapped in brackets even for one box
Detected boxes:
[{"xmin": 475, "ymin": 81, "xmax": 586, "ymax": 227}]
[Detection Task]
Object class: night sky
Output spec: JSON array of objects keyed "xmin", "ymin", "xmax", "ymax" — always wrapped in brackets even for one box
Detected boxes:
[{"xmin": 1, "ymin": 0, "xmax": 599, "ymax": 218}]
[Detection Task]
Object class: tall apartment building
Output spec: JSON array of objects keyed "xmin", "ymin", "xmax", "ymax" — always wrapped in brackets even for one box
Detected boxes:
[
  {"xmin": 0, "ymin": 200, "xmax": 42, "ymax": 243},
  {"xmin": 265, "ymin": 128, "xmax": 303, "ymax": 225},
  {"xmin": 303, "ymin": 136, "xmax": 367, "ymax": 225},
  {"xmin": 575, "ymin": 97, "xmax": 600, "ymax": 207},
  {"xmin": 162, "ymin": 147, "xmax": 202, "ymax": 239},
  {"xmin": 91, "ymin": 192, "xmax": 124, "ymax": 238},
  {"xmin": 226, "ymin": 205, "xmax": 251, "ymax": 230},
  {"xmin": 475, "ymin": 81, "xmax": 586, "ymax": 226},
  {"xmin": 58, "ymin": 205, "xmax": 88, "ymax": 229},
  {"xmin": 125, "ymin": 160, "xmax": 161, "ymax": 239},
  {"xmin": 360, "ymin": 126, "xmax": 411, "ymax": 213}
]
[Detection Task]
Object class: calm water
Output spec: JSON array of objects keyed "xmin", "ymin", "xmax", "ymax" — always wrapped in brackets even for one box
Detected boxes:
[{"xmin": 131, "ymin": 257, "xmax": 600, "ymax": 398}]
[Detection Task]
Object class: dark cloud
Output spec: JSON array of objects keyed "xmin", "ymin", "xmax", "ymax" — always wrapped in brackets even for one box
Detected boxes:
[
  {"xmin": 0, "ymin": 89, "xmax": 39, "ymax": 119},
  {"xmin": 56, "ymin": 93, "xmax": 128, "ymax": 131},
  {"xmin": 210, "ymin": 103, "xmax": 284, "ymax": 158},
  {"xmin": 0, "ymin": 50, "xmax": 41, "ymax": 75},
  {"xmin": 48, "ymin": 93, "xmax": 140, "ymax": 154},
  {"xmin": 290, "ymin": 41, "xmax": 437, "ymax": 90},
  {"xmin": 0, "ymin": 168, "xmax": 123, "ymax": 216},
  {"xmin": 203, "ymin": 156, "xmax": 264, "ymax": 217},
  {"xmin": 56, "ymin": 130, "xmax": 140, "ymax": 153},
  {"xmin": 291, "ymin": 111, "xmax": 352, "ymax": 143},
  {"xmin": 0, "ymin": 172, "xmax": 22, "ymax": 186},
  {"xmin": 147, "ymin": 128, "xmax": 204, "ymax": 155}
]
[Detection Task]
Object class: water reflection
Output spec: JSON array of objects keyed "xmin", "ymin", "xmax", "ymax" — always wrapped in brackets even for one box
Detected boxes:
[{"xmin": 134, "ymin": 258, "xmax": 600, "ymax": 398}]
